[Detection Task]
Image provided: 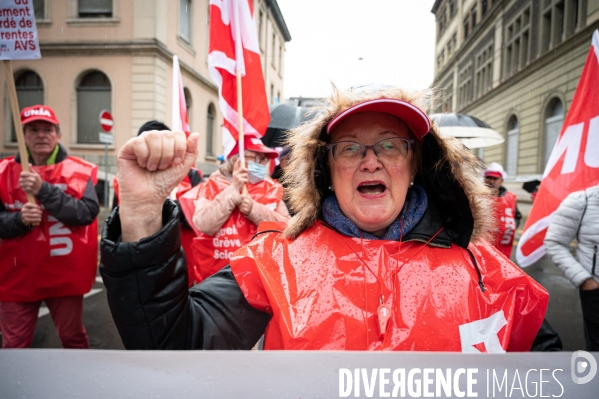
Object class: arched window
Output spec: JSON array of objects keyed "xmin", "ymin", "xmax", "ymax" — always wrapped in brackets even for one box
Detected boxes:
[
  {"xmin": 11, "ymin": 70, "xmax": 44, "ymax": 142},
  {"xmin": 544, "ymin": 98, "xmax": 564, "ymax": 168},
  {"xmin": 206, "ymin": 103, "xmax": 216, "ymax": 157},
  {"xmin": 77, "ymin": 71, "xmax": 111, "ymax": 144},
  {"xmin": 505, "ymin": 115, "xmax": 519, "ymax": 177}
]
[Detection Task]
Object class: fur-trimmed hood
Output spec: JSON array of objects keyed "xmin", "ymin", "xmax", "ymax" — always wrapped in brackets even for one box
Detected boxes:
[{"xmin": 281, "ymin": 86, "xmax": 495, "ymax": 247}]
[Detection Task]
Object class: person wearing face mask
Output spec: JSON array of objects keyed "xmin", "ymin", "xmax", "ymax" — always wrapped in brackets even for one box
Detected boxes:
[{"xmin": 183, "ymin": 135, "xmax": 290, "ymax": 282}]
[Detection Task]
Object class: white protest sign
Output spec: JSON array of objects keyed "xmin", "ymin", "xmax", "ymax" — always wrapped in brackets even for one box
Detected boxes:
[{"xmin": 0, "ymin": 0, "xmax": 41, "ymax": 60}]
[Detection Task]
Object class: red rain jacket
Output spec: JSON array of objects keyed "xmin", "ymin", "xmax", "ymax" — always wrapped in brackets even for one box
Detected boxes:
[
  {"xmin": 231, "ymin": 221, "xmax": 548, "ymax": 351},
  {"xmin": 0, "ymin": 157, "xmax": 98, "ymax": 302},
  {"xmin": 181, "ymin": 177, "xmax": 283, "ymax": 282},
  {"xmin": 493, "ymin": 191, "xmax": 518, "ymax": 258}
]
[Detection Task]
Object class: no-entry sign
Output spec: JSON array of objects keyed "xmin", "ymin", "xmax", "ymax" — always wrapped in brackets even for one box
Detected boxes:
[{"xmin": 99, "ymin": 110, "xmax": 114, "ymax": 144}]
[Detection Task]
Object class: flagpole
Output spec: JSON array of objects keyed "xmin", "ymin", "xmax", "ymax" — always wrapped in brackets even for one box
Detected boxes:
[
  {"xmin": 3, "ymin": 60, "xmax": 35, "ymax": 206},
  {"xmin": 233, "ymin": 1, "xmax": 247, "ymax": 194}
]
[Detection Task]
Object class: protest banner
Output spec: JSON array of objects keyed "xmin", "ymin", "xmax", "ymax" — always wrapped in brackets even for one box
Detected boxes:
[{"xmin": 0, "ymin": 0, "xmax": 41, "ymax": 60}]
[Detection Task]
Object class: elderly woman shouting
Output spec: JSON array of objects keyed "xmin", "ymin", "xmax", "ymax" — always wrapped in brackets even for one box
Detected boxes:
[{"xmin": 101, "ymin": 85, "xmax": 557, "ymax": 351}]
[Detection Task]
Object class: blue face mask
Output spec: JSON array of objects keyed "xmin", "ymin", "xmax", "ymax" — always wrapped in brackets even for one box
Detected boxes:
[{"xmin": 247, "ymin": 161, "xmax": 268, "ymax": 184}]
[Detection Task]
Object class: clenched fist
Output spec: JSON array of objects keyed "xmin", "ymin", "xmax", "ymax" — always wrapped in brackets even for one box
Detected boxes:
[{"xmin": 117, "ymin": 130, "xmax": 199, "ymax": 242}]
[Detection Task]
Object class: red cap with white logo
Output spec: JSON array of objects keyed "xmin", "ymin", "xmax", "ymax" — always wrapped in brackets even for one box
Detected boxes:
[{"xmin": 20, "ymin": 105, "xmax": 59, "ymax": 125}]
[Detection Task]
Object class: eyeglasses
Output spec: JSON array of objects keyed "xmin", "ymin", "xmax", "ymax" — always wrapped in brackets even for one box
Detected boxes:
[
  {"xmin": 244, "ymin": 154, "xmax": 268, "ymax": 165},
  {"xmin": 326, "ymin": 137, "xmax": 414, "ymax": 166}
]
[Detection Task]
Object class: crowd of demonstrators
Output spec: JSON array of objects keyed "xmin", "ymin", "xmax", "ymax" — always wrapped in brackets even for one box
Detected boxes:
[
  {"xmin": 178, "ymin": 135, "xmax": 290, "ymax": 283},
  {"xmin": 112, "ymin": 121, "xmax": 204, "ymax": 286},
  {"xmin": 483, "ymin": 162, "xmax": 521, "ymax": 258},
  {"xmin": 545, "ymin": 185, "xmax": 599, "ymax": 351},
  {"xmin": 0, "ymin": 105, "xmax": 100, "ymax": 349},
  {"xmin": 99, "ymin": 85, "xmax": 560, "ymax": 351}
]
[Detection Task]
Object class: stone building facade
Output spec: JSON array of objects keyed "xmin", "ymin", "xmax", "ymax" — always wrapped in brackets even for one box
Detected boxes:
[{"xmin": 432, "ymin": 0, "xmax": 599, "ymax": 194}]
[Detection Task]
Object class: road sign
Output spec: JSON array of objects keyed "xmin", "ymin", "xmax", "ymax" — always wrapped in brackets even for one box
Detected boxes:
[
  {"xmin": 99, "ymin": 110, "xmax": 113, "ymax": 144},
  {"xmin": 100, "ymin": 110, "xmax": 113, "ymax": 132}
]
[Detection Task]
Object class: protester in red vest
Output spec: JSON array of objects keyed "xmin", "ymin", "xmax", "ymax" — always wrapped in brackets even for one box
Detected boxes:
[
  {"xmin": 111, "ymin": 120, "xmax": 203, "ymax": 286},
  {"xmin": 100, "ymin": 85, "xmax": 559, "ymax": 351},
  {"xmin": 179, "ymin": 135, "xmax": 290, "ymax": 282},
  {"xmin": 0, "ymin": 105, "xmax": 99, "ymax": 349},
  {"xmin": 484, "ymin": 162, "xmax": 521, "ymax": 259}
]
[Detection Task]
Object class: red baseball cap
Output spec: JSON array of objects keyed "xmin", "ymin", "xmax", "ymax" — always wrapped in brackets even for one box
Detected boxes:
[
  {"xmin": 20, "ymin": 105, "xmax": 59, "ymax": 125},
  {"xmin": 483, "ymin": 171, "xmax": 503, "ymax": 178},
  {"xmin": 228, "ymin": 135, "xmax": 278, "ymax": 159},
  {"xmin": 326, "ymin": 98, "xmax": 431, "ymax": 142}
]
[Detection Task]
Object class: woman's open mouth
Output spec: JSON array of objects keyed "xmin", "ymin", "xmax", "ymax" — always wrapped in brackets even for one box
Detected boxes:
[{"xmin": 357, "ymin": 181, "xmax": 387, "ymax": 196}]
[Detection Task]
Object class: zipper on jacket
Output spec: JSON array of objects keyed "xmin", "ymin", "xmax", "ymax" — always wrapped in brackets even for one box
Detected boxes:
[{"xmin": 593, "ymin": 244, "xmax": 597, "ymax": 276}]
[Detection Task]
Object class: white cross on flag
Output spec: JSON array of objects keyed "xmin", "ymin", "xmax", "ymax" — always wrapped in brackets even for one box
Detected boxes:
[
  {"xmin": 516, "ymin": 30, "xmax": 599, "ymax": 267},
  {"xmin": 208, "ymin": 0, "xmax": 270, "ymax": 158}
]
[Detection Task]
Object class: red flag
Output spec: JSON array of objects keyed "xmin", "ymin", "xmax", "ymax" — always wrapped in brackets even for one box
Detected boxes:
[
  {"xmin": 172, "ymin": 55, "xmax": 190, "ymax": 136},
  {"xmin": 208, "ymin": 0, "xmax": 270, "ymax": 158},
  {"xmin": 516, "ymin": 30, "xmax": 599, "ymax": 267}
]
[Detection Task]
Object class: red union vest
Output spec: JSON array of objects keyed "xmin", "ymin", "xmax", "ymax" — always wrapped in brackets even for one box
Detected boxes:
[
  {"xmin": 230, "ymin": 221, "xmax": 548, "ymax": 351},
  {"xmin": 493, "ymin": 192, "xmax": 518, "ymax": 258},
  {"xmin": 183, "ymin": 177, "xmax": 283, "ymax": 282},
  {"xmin": 0, "ymin": 156, "xmax": 98, "ymax": 302}
]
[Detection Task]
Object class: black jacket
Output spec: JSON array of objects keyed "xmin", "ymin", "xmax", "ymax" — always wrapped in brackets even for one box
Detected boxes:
[
  {"xmin": 0, "ymin": 144, "xmax": 100, "ymax": 239},
  {"xmin": 100, "ymin": 200, "xmax": 561, "ymax": 351}
]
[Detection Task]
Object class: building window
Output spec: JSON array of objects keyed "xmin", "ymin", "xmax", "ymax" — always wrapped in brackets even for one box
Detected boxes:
[
  {"xmin": 506, "ymin": 115, "xmax": 519, "ymax": 176},
  {"xmin": 440, "ymin": 81, "xmax": 454, "ymax": 113},
  {"xmin": 504, "ymin": 7, "xmax": 530, "ymax": 78},
  {"xmin": 179, "ymin": 0, "xmax": 192, "ymax": 43},
  {"xmin": 78, "ymin": 0, "xmax": 112, "ymax": 18},
  {"xmin": 458, "ymin": 63, "xmax": 473, "ymax": 108},
  {"xmin": 474, "ymin": 43, "xmax": 493, "ymax": 99},
  {"xmin": 463, "ymin": 16, "xmax": 470, "ymax": 40},
  {"xmin": 481, "ymin": 0, "xmax": 489, "ymax": 16},
  {"xmin": 438, "ymin": 12, "xmax": 447, "ymax": 38},
  {"xmin": 543, "ymin": 98, "xmax": 564, "ymax": 167},
  {"xmin": 278, "ymin": 42, "xmax": 283, "ymax": 73},
  {"xmin": 270, "ymin": 84, "xmax": 274, "ymax": 105},
  {"xmin": 271, "ymin": 33, "xmax": 276, "ymax": 67},
  {"xmin": 258, "ymin": 9, "xmax": 264, "ymax": 49},
  {"xmin": 206, "ymin": 103, "xmax": 215, "ymax": 157},
  {"xmin": 77, "ymin": 71, "xmax": 111, "ymax": 144},
  {"xmin": 471, "ymin": 6, "xmax": 478, "ymax": 31},
  {"xmin": 565, "ymin": 0, "xmax": 580, "ymax": 37},
  {"xmin": 449, "ymin": 0, "xmax": 456, "ymax": 18},
  {"xmin": 33, "ymin": 0, "xmax": 45, "ymax": 19},
  {"xmin": 451, "ymin": 33, "xmax": 457, "ymax": 56},
  {"xmin": 10, "ymin": 70, "xmax": 44, "ymax": 142},
  {"xmin": 541, "ymin": 0, "xmax": 580, "ymax": 53}
]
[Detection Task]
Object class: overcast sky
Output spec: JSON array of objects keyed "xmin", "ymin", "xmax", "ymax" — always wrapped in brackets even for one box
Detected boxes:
[{"xmin": 276, "ymin": 0, "xmax": 437, "ymax": 99}]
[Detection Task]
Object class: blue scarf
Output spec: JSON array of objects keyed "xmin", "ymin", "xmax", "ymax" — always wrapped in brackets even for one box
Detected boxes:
[{"xmin": 322, "ymin": 186, "xmax": 428, "ymax": 240}]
